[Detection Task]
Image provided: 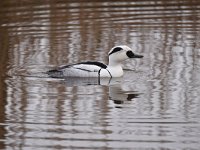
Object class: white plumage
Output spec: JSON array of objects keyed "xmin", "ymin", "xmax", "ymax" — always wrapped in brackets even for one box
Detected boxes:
[{"xmin": 47, "ymin": 45, "xmax": 143, "ymax": 78}]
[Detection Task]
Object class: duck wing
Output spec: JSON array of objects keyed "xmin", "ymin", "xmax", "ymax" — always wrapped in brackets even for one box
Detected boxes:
[
  {"xmin": 62, "ymin": 61, "xmax": 107, "ymax": 71},
  {"xmin": 47, "ymin": 61, "xmax": 107, "ymax": 77}
]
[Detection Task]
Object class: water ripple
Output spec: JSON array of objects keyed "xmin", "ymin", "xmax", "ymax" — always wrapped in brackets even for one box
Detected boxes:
[{"xmin": 1, "ymin": 0, "xmax": 200, "ymax": 149}]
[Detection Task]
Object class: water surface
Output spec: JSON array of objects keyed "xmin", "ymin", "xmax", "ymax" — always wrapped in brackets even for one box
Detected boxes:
[{"xmin": 0, "ymin": 0, "xmax": 200, "ymax": 149}]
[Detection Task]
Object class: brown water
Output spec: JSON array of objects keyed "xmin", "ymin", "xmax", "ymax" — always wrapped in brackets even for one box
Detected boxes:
[{"xmin": 1, "ymin": 1, "xmax": 200, "ymax": 149}]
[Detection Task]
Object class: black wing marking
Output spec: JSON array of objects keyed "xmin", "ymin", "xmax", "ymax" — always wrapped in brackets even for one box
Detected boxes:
[
  {"xmin": 78, "ymin": 61, "xmax": 107, "ymax": 69},
  {"xmin": 59, "ymin": 61, "xmax": 107, "ymax": 70},
  {"xmin": 72, "ymin": 67, "xmax": 94, "ymax": 72},
  {"xmin": 47, "ymin": 61, "xmax": 107, "ymax": 76}
]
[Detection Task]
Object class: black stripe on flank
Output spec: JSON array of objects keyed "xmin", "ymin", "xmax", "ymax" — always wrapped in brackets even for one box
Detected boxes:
[
  {"xmin": 74, "ymin": 67, "xmax": 96, "ymax": 72},
  {"xmin": 106, "ymin": 69, "xmax": 112, "ymax": 78},
  {"xmin": 98, "ymin": 68, "xmax": 102, "ymax": 78},
  {"xmin": 109, "ymin": 47, "xmax": 123, "ymax": 56}
]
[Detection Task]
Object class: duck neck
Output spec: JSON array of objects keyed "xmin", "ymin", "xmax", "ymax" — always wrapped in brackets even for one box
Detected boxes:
[
  {"xmin": 107, "ymin": 59, "xmax": 123, "ymax": 77},
  {"xmin": 108, "ymin": 58, "xmax": 123, "ymax": 71},
  {"xmin": 108, "ymin": 57, "xmax": 122, "ymax": 67},
  {"xmin": 108, "ymin": 61, "xmax": 121, "ymax": 67}
]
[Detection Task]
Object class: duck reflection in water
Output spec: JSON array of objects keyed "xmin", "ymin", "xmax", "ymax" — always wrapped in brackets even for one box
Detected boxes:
[{"xmin": 62, "ymin": 77, "xmax": 141, "ymax": 105}]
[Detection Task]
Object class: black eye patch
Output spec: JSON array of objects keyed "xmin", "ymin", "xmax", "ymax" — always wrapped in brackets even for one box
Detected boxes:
[
  {"xmin": 126, "ymin": 51, "xmax": 144, "ymax": 58},
  {"xmin": 109, "ymin": 47, "xmax": 123, "ymax": 55},
  {"xmin": 126, "ymin": 51, "xmax": 134, "ymax": 58}
]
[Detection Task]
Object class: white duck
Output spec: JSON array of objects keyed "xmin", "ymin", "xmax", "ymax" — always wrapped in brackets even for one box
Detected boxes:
[{"xmin": 47, "ymin": 45, "xmax": 143, "ymax": 78}]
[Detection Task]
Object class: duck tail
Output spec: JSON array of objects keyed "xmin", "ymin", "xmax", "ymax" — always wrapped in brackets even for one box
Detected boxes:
[{"xmin": 46, "ymin": 69, "xmax": 64, "ymax": 78}]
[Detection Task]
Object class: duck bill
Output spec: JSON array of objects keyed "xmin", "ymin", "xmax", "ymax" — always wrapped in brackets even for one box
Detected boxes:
[{"xmin": 132, "ymin": 54, "xmax": 144, "ymax": 58}]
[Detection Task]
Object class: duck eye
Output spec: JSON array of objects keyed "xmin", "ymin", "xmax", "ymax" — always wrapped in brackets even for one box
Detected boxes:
[{"xmin": 126, "ymin": 51, "xmax": 134, "ymax": 58}]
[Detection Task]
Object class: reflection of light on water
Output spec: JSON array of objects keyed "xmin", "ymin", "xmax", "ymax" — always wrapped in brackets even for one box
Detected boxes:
[
  {"xmin": 62, "ymin": 77, "xmax": 141, "ymax": 106},
  {"xmin": 1, "ymin": 0, "xmax": 200, "ymax": 149},
  {"xmin": 148, "ymin": 42, "xmax": 200, "ymax": 119},
  {"xmin": 109, "ymin": 84, "xmax": 140, "ymax": 106}
]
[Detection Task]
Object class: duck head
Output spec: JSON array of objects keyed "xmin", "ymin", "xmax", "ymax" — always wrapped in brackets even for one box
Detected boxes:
[{"xmin": 108, "ymin": 45, "xmax": 143, "ymax": 66}]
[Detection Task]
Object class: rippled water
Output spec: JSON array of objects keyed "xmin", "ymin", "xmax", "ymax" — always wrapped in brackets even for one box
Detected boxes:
[{"xmin": 1, "ymin": 0, "xmax": 200, "ymax": 149}]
